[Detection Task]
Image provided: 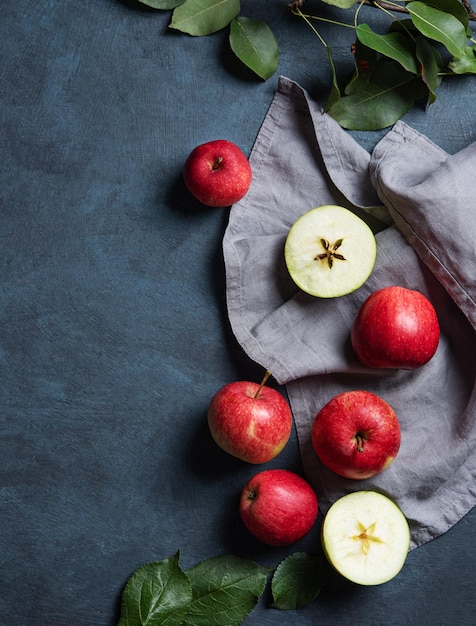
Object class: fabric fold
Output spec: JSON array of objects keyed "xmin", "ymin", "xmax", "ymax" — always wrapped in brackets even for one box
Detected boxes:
[
  {"xmin": 369, "ymin": 121, "xmax": 476, "ymax": 328},
  {"xmin": 223, "ymin": 76, "xmax": 476, "ymax": 549}
]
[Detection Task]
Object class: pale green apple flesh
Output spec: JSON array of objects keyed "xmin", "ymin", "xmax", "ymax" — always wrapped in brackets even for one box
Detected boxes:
[
  {"xmin": 284, "ymin": 205, "xmax": 377, "ymax": 298},
  {"xmin": 322, "ymin": 491, "xmax": 410, "ymax": 586}
]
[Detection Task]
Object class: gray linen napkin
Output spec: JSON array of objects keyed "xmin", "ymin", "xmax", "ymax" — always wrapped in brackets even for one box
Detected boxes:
[{"xmin": 223, "ymin": 76, "xmax": 476, "ymax": 549}]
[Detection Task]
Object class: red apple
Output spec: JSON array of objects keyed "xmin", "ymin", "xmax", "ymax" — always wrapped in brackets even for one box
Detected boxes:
[
  {"xmin": 351, "ymin": 285, "xmax": 440, "ymax": 369},
  {"xmin": 207, "ymin": 372, "xmax": 293, "ymax": 464},
  {"xmin": 312, "ymin": 390, "xmax": 401, "ymax": 480},
  {"xmin": 239, "ymin": 469, "xmax": 318, "ymax": 546},
  {"xmin": 183, "ymin": 139, "xmax": 252, "ymax": 207}
]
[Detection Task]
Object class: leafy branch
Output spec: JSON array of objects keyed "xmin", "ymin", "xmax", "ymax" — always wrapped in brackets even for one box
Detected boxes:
[
  {"xmin": 136, "ymin": 0, "xmax": 476, "ymax": 129},
  {"xmin": 361, "ymin": 0, "xmax": 475, "ymax": 20},
  {"xmin": 137, "ymin": 0, "xmax": 476, "ymax": 129},
  {"xmin": 289, "ymin": 0, "xmax": 476, "ymax": 128}
]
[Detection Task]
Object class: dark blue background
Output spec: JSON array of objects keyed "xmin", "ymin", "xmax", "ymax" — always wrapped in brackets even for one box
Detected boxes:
[{"xmin": 2, "ymin": 1, "xmax": 475, "ymax": 624}]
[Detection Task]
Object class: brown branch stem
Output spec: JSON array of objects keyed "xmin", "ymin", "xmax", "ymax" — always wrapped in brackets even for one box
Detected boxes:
[
  {"xmin": 289, "ymin": 0, "xmax": 476, "ymax": 22},
  {"xmin": 363, "ymin": 0, "xmax": 408, "ymax": 14}
]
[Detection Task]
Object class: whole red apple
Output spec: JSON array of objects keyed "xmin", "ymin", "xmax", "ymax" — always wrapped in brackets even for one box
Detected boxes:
[
  {"xmin": 183, "ymin": 139, "xmax": 252, "ymax": 207},
  {"xmin": 239, "ymin": 469, "xmax": 318, "ymax": 546},
  {"xmin": 312, "ymin": 390, "xmax": 401, "ymax": 480},
  {"xmin": 351, "ymin": 285, "xmax": 440, "ymax": 369},
  {"xmin": 207, "ymin": 374, "xmax": 293, "ymax": 464}
]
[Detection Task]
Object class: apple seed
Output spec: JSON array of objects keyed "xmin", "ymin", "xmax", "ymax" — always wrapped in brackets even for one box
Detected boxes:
[{"xmin": 314, "ymin": 237, "xmax": 346, "ymax": 269}]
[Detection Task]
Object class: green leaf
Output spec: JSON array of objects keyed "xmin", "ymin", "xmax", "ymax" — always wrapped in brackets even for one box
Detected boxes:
[
  {"xmin": 229, "ymin": 17, "xmax": 279, "ymax": 80},
  {"xmin": 271, "ymin": 552, "xmax": 326, "ymax": 611},
  {"xmin": 319, "ymin": 0, "xmax": 359, "ymax": 8},
  {"xmin": 183, "ymin": 554, "xmax": 271, "ymax": 625},
  {"xmin": 449, "ymin": 45, "xmax": 476, "ymax": 73},
  {"xmin": 324, "ymin": 45, "xmax": 341, "ymax": 111},
  {"xmin": 137, "ymin": 0, "xmax": 185, "ymax": 9},
  {"xmin": 419, "ymin": 0, "xmax": 469, "ymax": 29},
  {"xmin": 389, "ymin": 18, "xmax": 421, "ymax": 38},
  {"xmin": 170, "ymin": 0, "xmax": 240, "ymax": 36},
  {"xmin": 345, "ymin": 41, "xmax": 378, "ymax": 95},
  {"xmin": 415, "ymin": 36, "xmax": 441, "ymax": 103},
  {"xmin": 406, "ymin": 2, "xmax": 467, "ymax": 58},
  {"xmin": 356, "ymin": 24, "xmax": 418, "ymax": 74},
  {"xmin": 117, "ymin": 552, "xmax": 193, "ymax": 626},
  {"xmin": 328, "ymin": 60, "xmax": 418, "ymax": 130}
]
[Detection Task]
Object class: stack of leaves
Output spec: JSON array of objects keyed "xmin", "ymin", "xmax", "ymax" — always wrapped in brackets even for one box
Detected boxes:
[{"xmin": 117, "ymin": 552, "xmax": 325, "ymax": 625}]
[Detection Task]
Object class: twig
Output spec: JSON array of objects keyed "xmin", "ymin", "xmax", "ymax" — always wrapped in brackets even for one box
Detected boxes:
[
  {"xmin": 462, "ymin": 0, "xmax": 476, "ymax": 21},
  {"xmin": 289, "ymin": 0, "xmax": 476, "ymax": 22},
  {"xmin": 363, "ymin": 0, "xmax": 408, "ymax": 13}
]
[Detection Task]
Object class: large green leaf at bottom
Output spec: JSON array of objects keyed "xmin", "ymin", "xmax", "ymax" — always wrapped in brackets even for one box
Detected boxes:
[
  {"xmin": 117, "ymin": 553, "xmax": 193, "ymax": 626},
  {"xmin": 329, "ymin": 61, "xmax": 419, "ymax": 130},
  {"xmin": 271, "ymin": 552, "xmax": 326, "ymax": 610},
  {"xmin": 183, "ymin": 554, "xmax": 271, "ymax": 625},
  {"xmin": 229, "ymin": 17, "xmax": 279, "ymax": 80},
  {"xmin": 170, "ymin": 0, "xmax": 240, "ymax": 36}
]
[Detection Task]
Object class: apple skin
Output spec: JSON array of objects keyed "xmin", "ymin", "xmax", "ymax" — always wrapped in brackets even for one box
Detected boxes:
[
  {"xmin": 183, "ymin": 139, "xmax": 252, "ymax": 207},
  {"xmin": 312, "ymin": 390, "xmax": 401, "ymax": 480},
  {"xmin": 207, "ymin": 381, "xmax": 293, "ymax": 464},
  {"xmin": 351, "ymin": 285, "xmax": 440, "ymax": 369},
  {"xmin": 239, "ymin": 469, "xmax": 318, "ymax": 546}
]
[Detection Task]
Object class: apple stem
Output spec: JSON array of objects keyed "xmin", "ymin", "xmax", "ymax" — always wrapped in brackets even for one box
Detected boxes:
[
  {"xmin": 212, "ymin": 157, "xmax": 223, "ymax": 170},
  {"xmin": 355, "ymin": 434, "xmax": 365, "ymax": 453},
  {"xmin": 254, "ymin": 369, "xmax": 272, "ymax": 399}
]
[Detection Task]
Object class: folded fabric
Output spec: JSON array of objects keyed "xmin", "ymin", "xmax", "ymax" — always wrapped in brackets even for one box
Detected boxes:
[{"xmin": 223, "ymin": 76, "xmax": 476, "ymax": 549}]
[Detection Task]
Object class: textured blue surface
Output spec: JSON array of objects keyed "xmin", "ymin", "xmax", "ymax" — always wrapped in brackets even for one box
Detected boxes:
[{"xmin": 1, "ymin": 1, "xmax": 476, "ymax": 624}]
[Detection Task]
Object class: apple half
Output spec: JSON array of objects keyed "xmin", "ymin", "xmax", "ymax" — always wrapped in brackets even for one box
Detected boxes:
[
  {"xmin": 284, "ymin": 205, "xmax": 377, "ymax": 298},
  {"xmin": 322, "ymin": 491, "xmax": 410, "ymax": 586}
]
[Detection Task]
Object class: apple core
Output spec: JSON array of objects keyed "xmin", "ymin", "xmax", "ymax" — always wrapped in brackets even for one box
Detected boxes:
[{"xmin": 284, "ymin": 205, "xmax": 377, "ymax": 298}]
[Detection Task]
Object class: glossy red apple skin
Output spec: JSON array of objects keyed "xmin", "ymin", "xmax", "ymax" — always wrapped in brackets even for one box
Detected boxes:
[
  {"xmin": 207, "ymin": 381, "xmax": 293, "ymax": 464},
  {"xmin": 183, "ymin": 139, "xmax": 252, "ymax": 207},
  {"xmin": 239, "ymin": 469, "xmax": 318, "ymax": 546},
  {"xmin": 351, "ymin": 285, "xmax": 440, "ymax": 369},
  {"xmin": 312, "ymin": 390, "xmax": 401, "ymax": 480}
]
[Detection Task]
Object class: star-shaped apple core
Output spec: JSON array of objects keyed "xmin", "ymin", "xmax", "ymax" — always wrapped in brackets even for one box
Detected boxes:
[
  {"xmin": 352, "ymin": 521, "xmax": 384, "ymax": 556},
  {"xmin": 314, "ymin": 238, "xmax": 347, "ymax": 269}
]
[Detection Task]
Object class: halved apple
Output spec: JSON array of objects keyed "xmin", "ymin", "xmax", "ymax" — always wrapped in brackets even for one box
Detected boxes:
[
  {"xmin": 322, "ymin": 491, "xmax": 410, "ymax": 586},
  {"xmin": 284, "ymin": 205, "xmax": 376, "ymax": 298}
]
